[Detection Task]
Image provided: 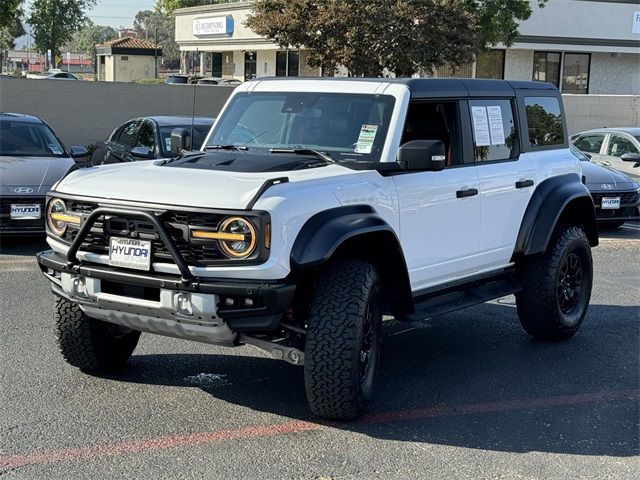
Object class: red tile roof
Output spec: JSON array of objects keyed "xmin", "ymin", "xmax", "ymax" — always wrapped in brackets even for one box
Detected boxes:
[{"xmin": 96, "ymin": 37, "xmax": 161, "ymax": 49}]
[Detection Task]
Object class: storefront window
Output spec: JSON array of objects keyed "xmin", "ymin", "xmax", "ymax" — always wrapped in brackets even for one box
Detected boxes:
[
  {"xmin": 562, "ymin": 53, "xmax": 590, "ymax": 94},
  {"xmin": 476, "ymin": 50, "xmax": 505, "ymax": 79},
  {"xmin": 276, "ymin": 51, "xmax": 300, "ymax": 77},
  {"xmin": 211, "ymin": 52, "xmax": 222, "ymax": 78},
  {"xmin": 533, "ymin": 52, "xmax": 561, "ymax": 87}
]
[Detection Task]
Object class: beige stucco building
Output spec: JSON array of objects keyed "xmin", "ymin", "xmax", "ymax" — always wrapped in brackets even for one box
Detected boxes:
[
  {"xmin": 96, "ymin": 37, "xmax": 163, "ymax": 82},
  {"xmin": 174, "ymin": 0, "xmax": 639, "ymax": 94},
  {"xmin": 174, "ymin": 1, "xmax": 319, "ymax": 81}
]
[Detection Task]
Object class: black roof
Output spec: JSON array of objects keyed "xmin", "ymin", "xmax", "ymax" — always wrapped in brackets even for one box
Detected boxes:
[
  {"xmin": 141, "ymin": 116, "xmax": 215, "ymax": 126},
  {"xmin": 0, "ymin": 112, "xmax": 45, "ymax": 124},
  {"xmin": 252, "ymin": 77, "xmax": 557, "ymax": 98}
]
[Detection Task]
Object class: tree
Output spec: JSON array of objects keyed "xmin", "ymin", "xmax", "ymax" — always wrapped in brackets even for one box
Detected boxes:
[
  {"xmin": 27, "ymin": 0, "xmax": 96, "ymax": 69},
  {"xmin": 66, "ymin": 21, "xmax": 117, "ymax": 69},
  {"xmin": 246, "ymin": 0, "xmax": 547, "ymax": 77},
  {"xmin": 0, "ymin": 0, "xmax": 25, "ymax": 71},
  {"xmin": 133, "ymin": 9, "xmax": 180, "ymax": 69}
]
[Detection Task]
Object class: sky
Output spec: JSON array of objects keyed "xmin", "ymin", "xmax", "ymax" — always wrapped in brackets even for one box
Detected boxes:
[{"xmin": 85, "ymin": 0, "xmax": 157, "ymax": 29}]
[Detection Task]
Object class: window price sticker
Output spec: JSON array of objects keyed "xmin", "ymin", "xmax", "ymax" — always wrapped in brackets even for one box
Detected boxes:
[{"xmin": 355, "ymin": 124, "xmax": 378, "ymax": 154}]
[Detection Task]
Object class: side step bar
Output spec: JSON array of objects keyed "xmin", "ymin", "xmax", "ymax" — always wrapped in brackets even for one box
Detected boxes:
[{"xmin": 405, "ymin": 271, "xmax": 521, "ymax": 322}]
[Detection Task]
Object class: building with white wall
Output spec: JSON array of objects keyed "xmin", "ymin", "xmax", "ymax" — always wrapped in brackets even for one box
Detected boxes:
[
  {"xmin": 174, "ymin": 0, "xmax": 640, "ymax": 94},
  {"xmin": 96, "ymin": 37, "xmax": 162, "ymax": 82}
]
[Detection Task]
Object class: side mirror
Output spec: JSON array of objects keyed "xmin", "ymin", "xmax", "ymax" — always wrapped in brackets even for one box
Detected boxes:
[
  {"xmin": 130, "ymin": 146, "xmax": 154, "ymax": 159},
  {"xmin": 620, "ymin": 152, "xmax": 640, "ymax": 162},
  {"xmin": 69, "ymin": 146, "xmax": 88, "ymax": 159},
  {"xmin": 171, "ymin": 128, "xmax": 191, "ymax": 156},
  {"xmin": 397, "ymin": 140, "xmax": 446, "ymax": 171}
]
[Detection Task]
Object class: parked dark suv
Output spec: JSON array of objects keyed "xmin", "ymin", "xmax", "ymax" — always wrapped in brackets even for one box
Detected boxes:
[{"xmin": 91, "ymin": 116, "xmax": 215, "ymax": 165}]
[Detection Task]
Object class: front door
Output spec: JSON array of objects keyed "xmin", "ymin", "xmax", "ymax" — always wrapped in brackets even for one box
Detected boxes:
[
  {"xmin": 393, "ymin": 101, "xmax": 482, "ymax": 291},
  {"xmin": 244, "ymin": 51, "xmax": 257, "ymax": 81}
]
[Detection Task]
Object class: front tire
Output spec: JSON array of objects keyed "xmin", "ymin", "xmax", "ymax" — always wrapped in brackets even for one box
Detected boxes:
[
  {"xmin": 55, "ymin": 298, "xmax": 141, "ymax": 372},
  {"xmin": 516, "ymin": 225, "xmax": 593, "ymax": 341},
  {"xmin": 304, "ymin": 260, "xmax": 382, "ymax": 420}
]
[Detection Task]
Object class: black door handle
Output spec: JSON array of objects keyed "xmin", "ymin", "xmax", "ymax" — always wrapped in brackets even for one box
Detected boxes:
[
  {"xmin": 516, "ymin": 179, "xmax": 534, "ymax": 189},
  {"xmin": 456, "ymin": 188, "xmax": 478, "ymax": 198}
]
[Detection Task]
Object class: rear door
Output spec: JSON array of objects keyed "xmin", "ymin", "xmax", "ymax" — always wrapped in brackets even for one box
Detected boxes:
[{"xmin": 470, "ymin": 97, "xmax": 536, "ymax": 270}]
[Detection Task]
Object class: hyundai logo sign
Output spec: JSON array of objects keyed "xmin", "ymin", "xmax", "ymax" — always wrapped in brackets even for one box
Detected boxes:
[
  {"xmin": 13, "ymin": 187, "xmax": 34, "ymax": 194},
  {"xmin": 600, "ymin": 184, "xmax": 614, "ymax": 190}
]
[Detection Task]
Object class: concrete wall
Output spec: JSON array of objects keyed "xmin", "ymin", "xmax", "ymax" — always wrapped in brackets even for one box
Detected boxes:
[
  {"xmin": 562, "ymin": 95, "xmax": 640, "ymax": 134},
  {"xmin": 0, "ymin": 77, "xmax": 233, "ymax": 147}
]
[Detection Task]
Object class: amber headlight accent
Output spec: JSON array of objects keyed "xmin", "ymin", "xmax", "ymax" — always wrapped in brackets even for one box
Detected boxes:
[
  {"xmin": 47, "ymin": 198, "xmax": 79, "ymax": 236},
  {"xmin": 192, "ymin": 217, "xmax": 257, "ymax": 259}
]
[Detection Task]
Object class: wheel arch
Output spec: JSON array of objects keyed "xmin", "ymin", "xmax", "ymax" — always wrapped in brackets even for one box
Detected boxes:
[
  {"xmin": 290, "ymin": 205, "xmax": 414, "ymax": 315},
  {"xmin": 512, "ymin": 173, "xmax": 598, "ymax": 260}
]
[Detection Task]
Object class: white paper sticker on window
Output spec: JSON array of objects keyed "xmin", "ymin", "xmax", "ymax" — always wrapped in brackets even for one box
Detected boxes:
[
  {"xmin": 165, "ymin": 138, "xmax": 172, "ymax": 151},
  {"xmin": 487, "ymin": 106, "xmax": 506, "ymax": 145},
  {"xmin": 471, "ymin": 106, "xmax": 491, "ymax": 147},
  {"xmin": 354, "ymin": 124, "xmax": 378, "ymax": 154}
]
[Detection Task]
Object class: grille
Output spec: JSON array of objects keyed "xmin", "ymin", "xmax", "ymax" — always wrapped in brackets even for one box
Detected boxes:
[
  {"xmin": 592, "ymin": 191, "xmax": 639, "ymax": 207},
  {"xmin": 62, "ymin": 200, "xmax": 227, "ymax": 267},
  {"xmin": 0, "ymin": 196, "xmax": 46, "ymax": 232}
]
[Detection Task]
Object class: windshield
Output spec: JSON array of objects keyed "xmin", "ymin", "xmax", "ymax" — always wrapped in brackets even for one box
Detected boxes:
[
  {"xmin": 206, "ymin": 92, "xmax": 395, "ymax": 162},
  {"xmin": 159, "ymin": 125, "xmax": 212, "ymax": 153},
  {"xmin": 0, "ymin": 120, "xmax": 66, "ymax": 157}
]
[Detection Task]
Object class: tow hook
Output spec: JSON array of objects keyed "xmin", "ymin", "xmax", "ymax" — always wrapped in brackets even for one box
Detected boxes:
[{"xmin": 239, "ymin": 334, "xmax": 305, "ymax": 365}]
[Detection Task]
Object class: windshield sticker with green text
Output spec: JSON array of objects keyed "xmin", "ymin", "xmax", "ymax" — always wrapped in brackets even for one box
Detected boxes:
[{"xmin": 355, "ymin": 124, "xmax": 378, "ymax": 154}]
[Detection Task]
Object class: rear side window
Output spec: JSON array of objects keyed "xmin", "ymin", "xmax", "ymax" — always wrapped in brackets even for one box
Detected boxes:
[
  {"xmin": 524, "ymin": 97, "xmax": 564, "ymax": 147},
  {"xmin": 118, "ymin": 121, "xmax": 140, "ymax": 148},
  {"xmin": 469, "ymin": 99, "xmax": 517, "ymax": 162},
  {"xmin": 573, "ymin": 134, "xmax": 604, "ymax": 154}
]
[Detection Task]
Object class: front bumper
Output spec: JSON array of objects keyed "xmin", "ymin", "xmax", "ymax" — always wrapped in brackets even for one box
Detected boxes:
[
  {"xmin": 591, "ymin": 190, "xmax": 639, "ymax": 224},
  {"xmin": 37, "ymin": 250, "xmax": 296, "ymax": 345},
  {"xmin": 0, "ymin": 196, "xmax": 46, "ymax": 234}
]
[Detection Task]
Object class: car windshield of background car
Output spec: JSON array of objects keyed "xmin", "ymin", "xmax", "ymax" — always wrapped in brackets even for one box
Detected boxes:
[
  {"xmin": 159, "ymin": 124, "xmax": 212, "ymax": 153},
  {"xmin": 206, "ymin": 92, "xmax": 395, "ymax": 162},
  {"xmin": 0, "ymin": 120, "xmax": 66, "ymax": 157}
]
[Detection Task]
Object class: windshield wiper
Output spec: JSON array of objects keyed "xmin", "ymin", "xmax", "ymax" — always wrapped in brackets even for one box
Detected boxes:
[
  {"xmin": 269, "ymin": 148, "xmax": 335, "ymax": 163},
  {"xmin": 205, "ymin": 144, "xmax": 248, "ymax": 151}
]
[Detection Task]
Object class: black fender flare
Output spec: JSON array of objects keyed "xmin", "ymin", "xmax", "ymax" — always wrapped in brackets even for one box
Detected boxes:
[
  {"xmin": 512, "ymin": 173, "xmax": 598, "ymax": 259},
  {"xmin": 291, "ymin": 205, "xmax": 399, "ymax": 269}
]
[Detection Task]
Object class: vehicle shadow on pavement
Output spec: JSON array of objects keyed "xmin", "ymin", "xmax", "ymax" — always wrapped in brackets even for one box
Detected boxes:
[
  {"xmin": 0, "ymin": 236, "xmax": 48, "ymax": 256},
  {"xmin": 99, "ymin": 302, "xmax": 639, "ymax": 458}
]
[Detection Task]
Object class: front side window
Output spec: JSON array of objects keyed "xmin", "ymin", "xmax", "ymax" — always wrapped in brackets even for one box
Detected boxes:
[
  {"xmin": 158, "ymin": 125, "xmax": 212, "ymax": 153},
  {"xmin": 533, "ymin": 52, "xmax": 561, "ymax": 87},
  {"xmin": 606, "ymin": 134, "xmax": 638, "ymax": 157},
  {"xmin": 118, "ymin": 121, "xmax": 140, "ymax": 148},
  {"xmin": 136, "ymin": 122, "xmax": 155, "ymax": 150},
  {"xmin": 208, "ymin": 92, "xmax": 395, "ymax": 162},
  {"xmin": 524, "ymin": 96, "xmax": 564, "ymax": 147},
  {"xmin": 469, "ymin": 99, "xmax": 517, "ymax": 162},
  {"xmin": 0, "ymin": 120, "xmax": 66, "ymax": 157},
  {"xmin": 573, "ymin": 134, "xmax": 605, "ymax": 154},
  {"xmin": 562, "ymin": 53, "xmax": 590, "ymax": 94}
]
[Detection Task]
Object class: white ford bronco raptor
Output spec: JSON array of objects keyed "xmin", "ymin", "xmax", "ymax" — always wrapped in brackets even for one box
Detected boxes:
[{"xmin": 38, "ymin": 78, "xmax": 598, "ymax": 420}]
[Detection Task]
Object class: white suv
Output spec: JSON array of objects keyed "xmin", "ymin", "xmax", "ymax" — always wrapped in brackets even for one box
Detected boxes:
[{"xmin": 37, "ymin": 78, "xmax": 598, "ymax": 420}]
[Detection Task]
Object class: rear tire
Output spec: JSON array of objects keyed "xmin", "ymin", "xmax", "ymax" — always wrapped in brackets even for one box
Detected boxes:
[
  {"xmin": 516, "ymin": 225, "xmax": 593, "ymax": 341},
  {"xmin": 304, "ymin": 260, "xmax": 382, "ymax": 420},
  {"xmin": 55, "ymin": 298, "xmax": 140, "ymax": 372}
]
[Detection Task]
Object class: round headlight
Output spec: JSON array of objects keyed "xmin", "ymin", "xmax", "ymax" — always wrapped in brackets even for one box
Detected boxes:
[
  {"xmin": 46, "ymin": 198, "xmax": 68, "ymax": 236},
  {"xmin": 218, "ymin": 217, "xmax": 257, "ymax": 259}
]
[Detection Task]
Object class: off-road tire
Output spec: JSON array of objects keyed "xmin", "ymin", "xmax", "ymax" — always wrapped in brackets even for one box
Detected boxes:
[
  {"xmin": 516, "ymin": 225, "xmax": 592, "ymax": 341},
  {"xmin": 55, "ymin": 298, "xmax": 141, "ymax": 372},
  {"xmin": 304, "ymin": 260, "xmax": 382, "ymax": 420}
]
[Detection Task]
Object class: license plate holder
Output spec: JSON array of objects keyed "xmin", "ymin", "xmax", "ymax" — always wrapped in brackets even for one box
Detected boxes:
[
  {"xmin": 109, "ymin": 237, "xmax": 152, "ymax": 271},
  {"xmin": 10, "ymin": 203, "xmax": 41, "ymax": 220},
  {"xmin": 601, "ymin": 197, "xmax": 620, "ymax": 210}
]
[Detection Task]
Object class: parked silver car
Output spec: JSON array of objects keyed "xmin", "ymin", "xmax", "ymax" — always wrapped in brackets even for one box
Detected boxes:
[
  {"xmin": 0, "ymin": 113, "xmax": 87, "ymax": 234},
  {"xmin": 570, "ymin": 128, "xmax": 640, "ymax": 179}
]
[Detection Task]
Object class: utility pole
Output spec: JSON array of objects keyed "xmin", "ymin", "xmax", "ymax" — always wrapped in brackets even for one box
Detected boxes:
[{"xmin": 154, "ymin": 27, "xmax": 158, "ymax": 78}]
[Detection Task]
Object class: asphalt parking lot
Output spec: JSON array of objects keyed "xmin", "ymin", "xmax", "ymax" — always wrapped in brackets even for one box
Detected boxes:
[{"xmin": 1, "ymin": 223, "xmax": 638, "ymax": 479}]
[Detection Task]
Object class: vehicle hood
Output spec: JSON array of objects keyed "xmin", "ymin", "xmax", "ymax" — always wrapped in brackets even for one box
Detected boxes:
[
  {"xmin": 54, "ymin": 158, "xmax": 361, "ymax": 209},
  {"xmin": 582, "ymin": 161, "xmax": 638, "ymax": 190},
  {"xmin": 0, "ymin": 156, "xmax": 76, "ymax": 196}
]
